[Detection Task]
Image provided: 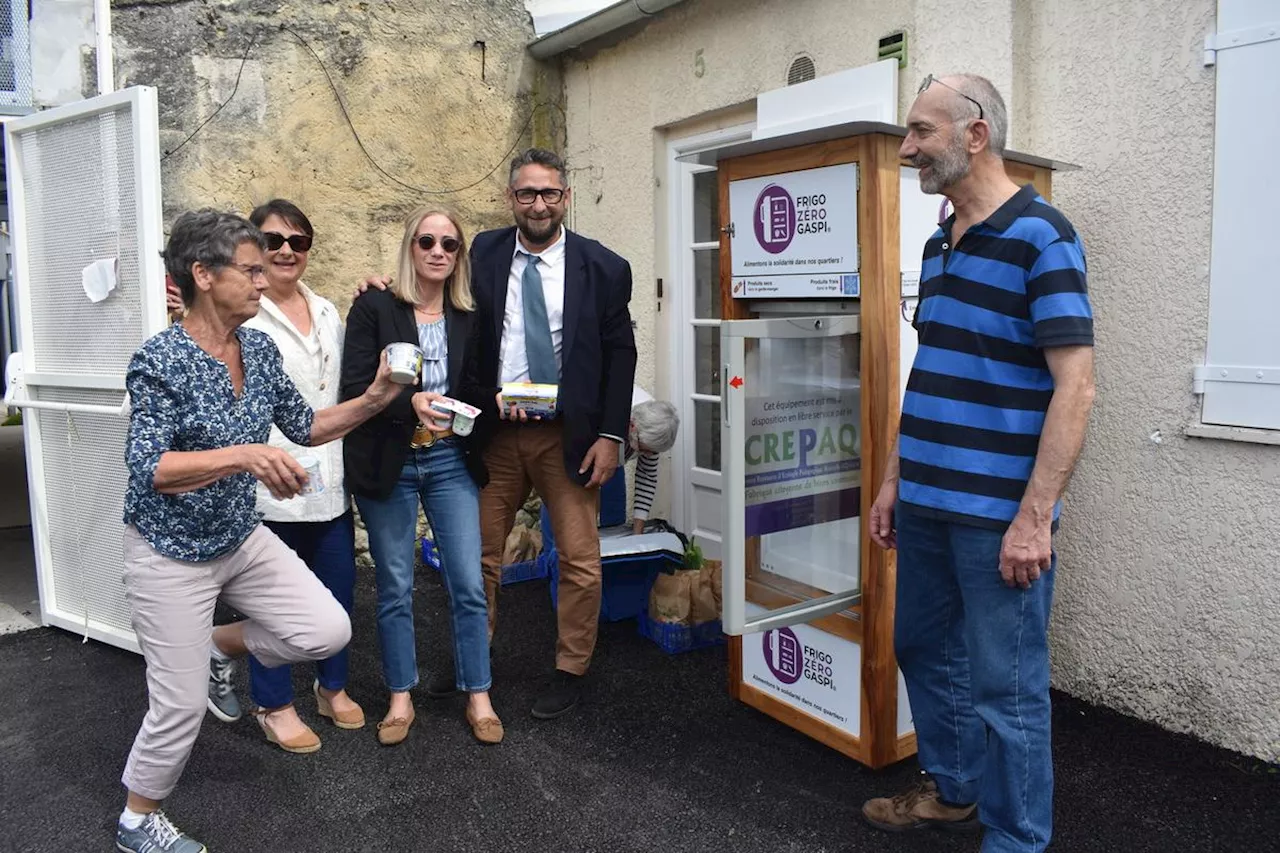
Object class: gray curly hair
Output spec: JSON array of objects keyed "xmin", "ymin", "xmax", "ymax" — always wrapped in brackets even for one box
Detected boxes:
[
  {"xmin": 163, "ymin": 208, "xmax": 266, "ymax": 305},
  {"xmin": 632, "ymin": 400, "xmax": 680, "ymax": 453}
]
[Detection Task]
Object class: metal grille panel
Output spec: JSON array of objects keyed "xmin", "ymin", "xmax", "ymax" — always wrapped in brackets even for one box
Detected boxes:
[
  {"xmin": 33, "ymin": 386, "xmax": 133, "ymax": 635},
  {"xmin": 14, "ymin": 109, "xmax": 143, "ymax": 376},
  {"xmin": 0, "ymin": 0, "xmax": 33, "ymax": 108}
]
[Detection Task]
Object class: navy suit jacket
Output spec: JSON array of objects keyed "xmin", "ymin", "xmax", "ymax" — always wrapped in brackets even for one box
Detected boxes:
[{"xmin": 469, "ymin": 226, "xmax": 637, "ymax": 485}]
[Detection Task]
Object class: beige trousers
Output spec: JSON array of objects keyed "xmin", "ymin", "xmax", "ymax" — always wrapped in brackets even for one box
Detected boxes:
[
  {"xmin": 120, "ymin": 524, "xmax": 350, "ymax": 800},
  {"xmin": 479, "ymin": 421, "xmax": 602, "ymax": 675}
]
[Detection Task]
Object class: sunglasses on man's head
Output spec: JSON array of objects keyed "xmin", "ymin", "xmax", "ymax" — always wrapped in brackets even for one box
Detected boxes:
[
  {"xmin": 263, "ymin": 232, "xmax": 313, "ymax": 253},
  {"xmin": 917, "ymin": 74, "xmax": 985, "ymax": 121},
  {"xmin": 416, "ymin": 234, "xmax": 461, "ymax": 254}
]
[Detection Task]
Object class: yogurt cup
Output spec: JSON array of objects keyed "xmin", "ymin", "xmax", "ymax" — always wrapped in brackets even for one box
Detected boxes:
[
  {"xmin": 385, "ymin": 342, "xmax": 424, "ymax": 385},
  {"xmin": 431, "ymin": 396, "xmax": 482, "ymax": 436},
  {"xmin": 297, "ymin": 454, "xmax": 324, "ymax": 496}
]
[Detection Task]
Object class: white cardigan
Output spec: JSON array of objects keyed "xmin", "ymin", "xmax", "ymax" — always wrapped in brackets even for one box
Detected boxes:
[{"xmin": 242, "ymin": 283, "xmax": 347, "ymax": 523}]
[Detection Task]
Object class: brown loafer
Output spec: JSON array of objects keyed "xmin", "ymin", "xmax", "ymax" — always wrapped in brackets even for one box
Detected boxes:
[
  {"xmin": 314, "ymin": 681, "xmax": 365, "ymax": 730},
  {"xmin": 254, "ymin": 707, "xmax": 321, "ymax": 754},
  {"xmin": 376, "ymin": 708, "xmax": 416, "ymax": 746},
  {"xmin": 466, "ymin": 707, "xmax": 504, "ymax": 745}
]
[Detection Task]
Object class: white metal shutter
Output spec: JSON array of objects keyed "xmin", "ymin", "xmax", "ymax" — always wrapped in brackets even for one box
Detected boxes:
[
  {"xmin": 1197, "ymin": 0, "xmax": 1280, "ymax": 429},
  {"xmin": 3, "ymin": 87, "xmax": 165, "ymax": 651}
]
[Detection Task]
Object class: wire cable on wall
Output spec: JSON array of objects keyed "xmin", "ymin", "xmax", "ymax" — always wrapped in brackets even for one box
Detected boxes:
[
  {"xmin": 162, "ymin": 25, "xmax": 559, "ymax": 197},
  {"xmin": 161, "ymin": 29, "xmax": 261, "ymax": 162}
]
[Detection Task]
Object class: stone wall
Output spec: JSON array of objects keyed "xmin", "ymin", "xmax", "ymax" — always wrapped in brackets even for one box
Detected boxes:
[{"xmin": 98, "ymin": 0, "xmax": 563, "ymax": 311}]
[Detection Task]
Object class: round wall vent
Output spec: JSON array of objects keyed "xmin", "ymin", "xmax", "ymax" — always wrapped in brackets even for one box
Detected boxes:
[{"xmin": 787, "ymin": 55, "xmax": 816, "ymax": 85}]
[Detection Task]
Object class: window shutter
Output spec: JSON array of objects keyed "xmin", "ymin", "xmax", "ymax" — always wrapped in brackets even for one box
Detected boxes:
[{"xmin": 1198, "ymin": 0, "xmax": 1280, "ymax": 429}]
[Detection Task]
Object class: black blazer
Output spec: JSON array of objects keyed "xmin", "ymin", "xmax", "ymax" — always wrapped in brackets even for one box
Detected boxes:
[
  {"xmin": 469, "ymin": 226, "xmax": 637, "ymax": 485},
  {"xmin": 340, "ymin": 288, "xmax": 495, "ymax": 498}
]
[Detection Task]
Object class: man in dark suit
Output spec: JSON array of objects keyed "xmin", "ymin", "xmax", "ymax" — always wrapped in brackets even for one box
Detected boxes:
[{"xmin": 470, "ymin": 148, "xmax": 637, "ymax": 719}]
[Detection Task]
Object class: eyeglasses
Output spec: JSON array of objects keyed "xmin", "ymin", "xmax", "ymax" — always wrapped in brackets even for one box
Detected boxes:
[
  {"xmin": 917, "ymin": 74, "xmax": 984, "ymax": 121},
  {"xmin": 512, "ymin": 187, "xmax": 565, "ymax": 205},
  {"xmin": 263, "ymin": 232, "xmax": 313, "ymax": 253},
  {"xmin": 228, "ymin": 263, "xmax": 267, "ymax": 280},
  {"xmin": 416, "ymin": 234, "xmax": 461, "ymax": 254}
]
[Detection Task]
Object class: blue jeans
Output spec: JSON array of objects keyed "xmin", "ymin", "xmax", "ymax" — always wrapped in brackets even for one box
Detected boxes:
[
  {"xmin": 248, "ymin": 512, "xmax": 356, "ymax": 708},
  {"xmin": 894, "ymin": 502, "xmax": 1056, "ymax": 853},
  {"xmin": 356, "ymin": 441, "xmax": 491, "ymax": 693}
]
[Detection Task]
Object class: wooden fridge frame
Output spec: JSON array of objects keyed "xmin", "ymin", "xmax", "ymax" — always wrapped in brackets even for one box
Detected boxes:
[{"xmin": 718, "ymin": 130, "xmax": 1053, "ymax": 769}]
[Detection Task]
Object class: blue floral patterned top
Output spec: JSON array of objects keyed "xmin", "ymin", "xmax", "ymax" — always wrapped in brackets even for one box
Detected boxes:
[{"xmin": 123, "ymin": 324, "xmax": 315, "ymax": 561}]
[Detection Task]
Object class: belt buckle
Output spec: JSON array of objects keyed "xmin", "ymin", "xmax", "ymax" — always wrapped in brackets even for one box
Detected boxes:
[{"xmin": 410, "ymin": 423, "xmax": 438, "ymax": 449}]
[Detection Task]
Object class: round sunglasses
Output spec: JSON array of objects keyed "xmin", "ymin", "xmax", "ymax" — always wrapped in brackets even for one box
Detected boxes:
[
  {"xmin": 263, "ymin": 232, "xmax": 313, "ymax": 252},
  {"xmin": 416, "ymin": 234, "xmax": 461, "ymax": 254}
]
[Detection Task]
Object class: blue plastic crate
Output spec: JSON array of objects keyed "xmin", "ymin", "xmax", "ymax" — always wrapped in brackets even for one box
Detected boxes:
[
  {"xmin": 501, "ymin": 555, "xmax": 549, "ymax": 585},
  {"xmin": 638, "ymin": 610, "xmax": 726, "ymax": 654},
  {"xmin": 549, "ymin": 551, "xmax": 680, "ymax": 622},
  {"xmin": 421, "ymin": 536, "xmax": 551, "ymax": 585},
  {"xmin": 420, "ymin": 537, "xmax": 442, "ymax": 571}
]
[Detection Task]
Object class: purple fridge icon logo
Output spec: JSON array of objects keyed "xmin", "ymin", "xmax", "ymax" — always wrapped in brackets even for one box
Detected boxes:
[
  {"xmin": 754, "ymin": 184, "xmax": 795, "ymax": 254},
  {"xmin": 762, "ymin": 627, "xmax": 803, "ymax": 684}
]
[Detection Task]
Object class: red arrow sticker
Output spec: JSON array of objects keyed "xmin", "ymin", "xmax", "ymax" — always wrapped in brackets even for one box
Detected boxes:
[{"xmin": 729, "ymin": 376, "xmax": 744, "ymax": 389}]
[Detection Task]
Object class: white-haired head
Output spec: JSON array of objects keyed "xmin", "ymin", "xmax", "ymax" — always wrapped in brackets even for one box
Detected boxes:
[{"xmin": 631, "ymin": 400, "xmax": 680, "ymax": 454}]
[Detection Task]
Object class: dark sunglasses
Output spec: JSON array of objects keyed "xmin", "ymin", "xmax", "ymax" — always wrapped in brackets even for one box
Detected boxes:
[
  {"xmin": 263, "ymin": 232, "xmax": 313, "ymax": 252},
  {"xmin": 416, "ymin": 234, "xmax": 461, "ymax": 254},
  {"xmin": 917, "ymin": 74, "xmax": 984, "ymax": 121}
]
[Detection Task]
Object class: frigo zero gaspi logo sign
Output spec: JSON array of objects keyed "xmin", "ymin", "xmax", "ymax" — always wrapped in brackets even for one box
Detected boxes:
[
  {"xmin": 754, "ymin": 184, "xmax": 835, "ymax": 254},
  {"xmin": 754, "ymin": 184, "xmax": 795, "ymax": 253},
  {"xmin": 763, "ymin": 627, "xmax": 836, "ymax": 689},
  {"xmin": 731, "ymin": 162, "xmax": 859, "ymax": 298}
]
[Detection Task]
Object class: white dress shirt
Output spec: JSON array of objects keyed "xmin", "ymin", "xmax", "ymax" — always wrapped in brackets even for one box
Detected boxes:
[
  {"xmin": 499, "ymin": 226, "xmax": 566, "ymax": 384},
  {"xmin": 242, "ymin": 282, "xmax": 347, "ymax": 523}
]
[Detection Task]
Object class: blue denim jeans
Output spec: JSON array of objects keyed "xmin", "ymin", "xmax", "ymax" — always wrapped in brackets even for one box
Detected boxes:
[
  {"xmin": 356, "ymin": 441, "xmax": 491, "ymax": 693},
  {"xmin": 248, "ymin": 512, "xmax": 355, "ymax": 708},
  {"xmin": 894, "ymin": 501, "xmax": 1056, "ymax": 853}
]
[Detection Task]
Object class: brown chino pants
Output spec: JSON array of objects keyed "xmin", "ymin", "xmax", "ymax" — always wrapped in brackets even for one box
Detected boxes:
[{"xmin": 480, "ymin": 421, "xmax": 602, "ymax": 674}]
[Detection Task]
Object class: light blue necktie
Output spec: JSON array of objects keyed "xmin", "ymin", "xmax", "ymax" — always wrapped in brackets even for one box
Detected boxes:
[{"xmin": 521, "ymin": 252, "xmax": 558, "ymax": 384}]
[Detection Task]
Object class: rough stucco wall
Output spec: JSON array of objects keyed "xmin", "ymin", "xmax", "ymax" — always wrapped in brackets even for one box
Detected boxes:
[
  {"xmin": 911, "ymin": 0, "xmax": 1014, "ymax": 146},
  {"xmin": 1019, "ymin": 0, "xmax": 1280, "ymax": 763},
  {"xmin": 98, "ymin": 0, "xmax": 561, "ymax": 313},
  {"xmin": 562, "ymin": 0, "xmax": 914, "ymax": 519},
  {"xmin": 562, "ymin": 0, "xmax": 1280, "ymax": 760}
]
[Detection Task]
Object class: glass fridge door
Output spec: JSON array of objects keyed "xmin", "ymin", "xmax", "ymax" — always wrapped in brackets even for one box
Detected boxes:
[{"xmin": 721, "ymin": 315, "xmax": 863, "ymax": 635}]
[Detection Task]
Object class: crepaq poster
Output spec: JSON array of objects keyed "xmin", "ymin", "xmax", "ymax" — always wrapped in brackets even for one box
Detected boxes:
[{"xmin": 742, "ymin": 388, "xmax": 860, "ymax": 538}]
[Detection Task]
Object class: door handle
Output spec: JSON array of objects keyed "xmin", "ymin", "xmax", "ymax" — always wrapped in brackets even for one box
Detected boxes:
[
  {"xmin": 5, "ymin": 396, "xmax": 129, "ymax": 416},
  {"xmin": 4, "ymin": 353, "xmax": 130, "ymax": 416},
  {"xmin": 721, "ymin": 362, "xmax": 731, "ymax": 427}
]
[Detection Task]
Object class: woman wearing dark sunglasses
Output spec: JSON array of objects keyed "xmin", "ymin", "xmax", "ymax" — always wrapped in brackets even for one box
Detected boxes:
[{"xmin": 341, "ymin": 206, "xmax": 502, "ymax": 745}]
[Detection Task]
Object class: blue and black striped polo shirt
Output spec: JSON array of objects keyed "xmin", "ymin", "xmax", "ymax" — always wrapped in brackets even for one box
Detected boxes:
[{"xmin": 900, "ymin": 184, "xmax": 1093, "ymax": 530}]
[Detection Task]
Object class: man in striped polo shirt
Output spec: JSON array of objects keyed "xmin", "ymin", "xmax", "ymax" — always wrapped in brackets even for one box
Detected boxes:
[{"xmin": 861, "ymin": 75, "xmax": 1096, "ymax": 853}]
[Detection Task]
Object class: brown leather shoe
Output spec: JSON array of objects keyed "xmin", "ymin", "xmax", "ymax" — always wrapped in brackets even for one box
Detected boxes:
[
  {"xmin": 254, "ymin": 707, "xmax": 321, "ymax": 754},
  {"xmin": 862, "ymin": 774, "xmax": 980, "ymax": 833},
  {"xmin": 376, "ymin": 707, "xmax": 416, "ymax": 746},
  {"xmin": 313, "ymin": 681, "xmax": 365, "ymax": 730},
  {"xmin": 466, "ymin": 707, "xmax": 505, "ymax": 745}
]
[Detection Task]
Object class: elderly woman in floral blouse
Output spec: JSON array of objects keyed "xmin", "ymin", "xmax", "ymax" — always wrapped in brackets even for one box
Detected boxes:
[{"xmin": 114, "ymin": 209, "xmax": 397, "ymax": 853}]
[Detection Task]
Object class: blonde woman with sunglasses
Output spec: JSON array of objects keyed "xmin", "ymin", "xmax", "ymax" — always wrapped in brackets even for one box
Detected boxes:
[{"xmin": 341, "ymin": 206, "xmax": 503, "ymax": 746}]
